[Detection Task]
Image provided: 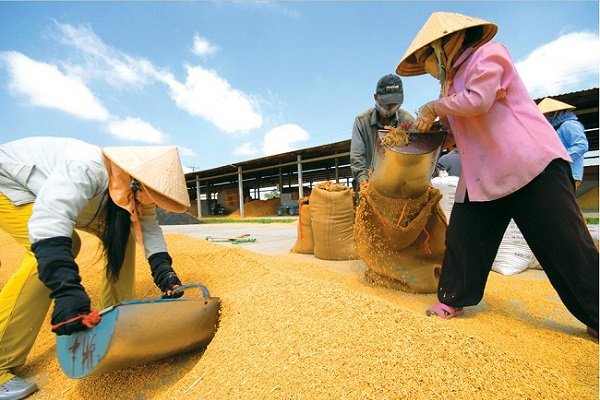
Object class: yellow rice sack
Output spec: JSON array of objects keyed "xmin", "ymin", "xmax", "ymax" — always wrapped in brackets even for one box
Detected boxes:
[
  {"xmin": 291, "ymin": 197, "xmax": 314, "ymax": 254},
  {"xmin": 309, "ymin": 182, "xmax": 358, "ymax": 260}
]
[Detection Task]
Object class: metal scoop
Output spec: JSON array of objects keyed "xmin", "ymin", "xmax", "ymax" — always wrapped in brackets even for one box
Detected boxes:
[
  {"xmin": 56, "ymin": 283, "xmax": 221, "ymax": 378},
  {"xmin": 370, "ymin": 128, "xmax": 446, "ymax": 198}
]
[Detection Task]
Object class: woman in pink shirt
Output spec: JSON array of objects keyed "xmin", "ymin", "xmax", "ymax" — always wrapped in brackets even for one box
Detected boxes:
[{"xmin": 397, "ymin": 12, "xmax": 598, "ymax": 338}]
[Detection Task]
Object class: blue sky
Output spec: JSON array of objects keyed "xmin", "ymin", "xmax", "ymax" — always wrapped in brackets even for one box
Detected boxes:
[{"xmin": 1, "ymin": 1, "xmax": 598, "ymax": 172}]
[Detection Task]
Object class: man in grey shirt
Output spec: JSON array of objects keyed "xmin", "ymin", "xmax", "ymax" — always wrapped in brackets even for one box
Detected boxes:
[{"xmin": 350, "ymin": 74, "xmax": 415, "ymax": 191}]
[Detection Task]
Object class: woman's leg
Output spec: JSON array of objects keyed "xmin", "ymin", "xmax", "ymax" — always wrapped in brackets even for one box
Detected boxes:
[
  {"xmin": 0, "ymin": 193, "xmax": 51, "ymax": 384},
  {"xmin": 437, "ymin": 195, "xmax": 511, "ymax": 307},
  {"xmin": 511, "ymin": 159, "xmax": 598, "ymax": 330},
  {"xmin": 98, "ymin": 231, "xmax": 136, "ymax": 310}
]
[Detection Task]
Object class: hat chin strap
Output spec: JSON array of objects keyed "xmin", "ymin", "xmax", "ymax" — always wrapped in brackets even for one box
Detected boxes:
[
  {"xmin": 104, "ymin": 159, "xmax": 145, "ymax": 251},
  {"xmin": 431, "ymin": 39, "xmax": 446, "ymax": 85},
  {"xmin": 431, "ymin": 31, "xmax": 466, "ymax": 95}
]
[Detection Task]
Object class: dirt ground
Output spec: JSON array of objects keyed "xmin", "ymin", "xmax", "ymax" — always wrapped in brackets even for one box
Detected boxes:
[{"xmin": 0, "ymin": 228, "xmax": 597, "ymax": 400}]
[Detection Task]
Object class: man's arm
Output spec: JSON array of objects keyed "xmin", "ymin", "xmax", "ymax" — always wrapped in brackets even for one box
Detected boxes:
[{"xmin": 350, "ymin": 116, "xmax": 371, "ymax": 184}]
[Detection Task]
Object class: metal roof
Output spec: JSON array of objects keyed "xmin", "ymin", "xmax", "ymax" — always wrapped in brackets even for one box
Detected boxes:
[{"xmin": 187, "ymin": 140, "xmax": 352, "ymax": 196}]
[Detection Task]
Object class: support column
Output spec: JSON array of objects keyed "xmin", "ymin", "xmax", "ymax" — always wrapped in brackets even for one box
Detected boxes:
[
  {"xmin": 195, "ymin": 175, "xmax": 202, "ymax": 218},
  {"xmin": 297, "ymin": 154, "xmax": 304, "ymax": 199},
  {"xmin": 238, "ymin": 166, "xmax": 245, "ymax": 218},
  {"xmin": 278, "ymin": 168, "xmax": 283, "ymax": 194}
]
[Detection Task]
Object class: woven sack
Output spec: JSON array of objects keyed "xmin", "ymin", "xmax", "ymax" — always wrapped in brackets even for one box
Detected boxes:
[
  {"xmin": 291, "ymin": 197, "xmax": 314, "ymax": 254},
  {"xmin": 309, "ymin": 182, "xmax": 358, "ymax": 260},
  {"xmin": 354, "ymin": 185, "xmax": 446, "ymax": 293}
]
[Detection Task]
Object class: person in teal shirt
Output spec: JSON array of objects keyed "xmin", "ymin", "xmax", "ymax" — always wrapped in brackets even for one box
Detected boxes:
[{"xmin": 538, "ymin": 97, "xmax": 589, "ymax": 189}]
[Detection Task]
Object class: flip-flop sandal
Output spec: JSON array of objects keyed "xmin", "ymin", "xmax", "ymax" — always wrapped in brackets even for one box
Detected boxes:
[
  {"xmin": 426, "ymin": 302, "xmax": 464, "ymax": 319},
  {"xmin": 587, "ymin": 326, "xmax": 598, "ymax": 339}
]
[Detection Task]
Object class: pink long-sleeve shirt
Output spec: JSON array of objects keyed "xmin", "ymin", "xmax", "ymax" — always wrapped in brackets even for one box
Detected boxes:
[{"xmin": 435, "ymin": 41, "xmax": 570, "ymax": 202}]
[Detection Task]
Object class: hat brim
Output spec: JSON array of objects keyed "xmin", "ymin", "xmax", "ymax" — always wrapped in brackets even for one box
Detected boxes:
[
  {"xmin": 537, "ymin": 98, "xmax": 576, "ymax": 114},
  {"xmin": 396, "ymin": 12, "xmax": 498, "ymax": 77},
  {"xmin": 102, "ymin": 147, "xmax": 190, "ymax": 211},
  {"xmin": 378, "ymin": 93, "xmax": 404, "ymax": 105}
]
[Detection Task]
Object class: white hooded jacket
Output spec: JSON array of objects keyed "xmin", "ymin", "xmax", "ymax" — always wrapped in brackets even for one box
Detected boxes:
[{"xmin": 0, "ymin": 136, "xmax": 167, "ymax": 257}]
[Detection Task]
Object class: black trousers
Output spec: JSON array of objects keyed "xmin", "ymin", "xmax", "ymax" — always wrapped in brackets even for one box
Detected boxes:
[{"xmin": 439, "ymin": 159, "xmax": 599, "ymax": 330}]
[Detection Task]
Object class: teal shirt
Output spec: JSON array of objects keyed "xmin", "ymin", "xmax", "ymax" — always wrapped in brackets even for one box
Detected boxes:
[{"xmin": 547, "ymin": 111, "xmax": 588, "ymax": 181}]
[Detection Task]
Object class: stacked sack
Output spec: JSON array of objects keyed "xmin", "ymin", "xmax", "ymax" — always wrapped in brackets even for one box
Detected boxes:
[
  {"xmin": 431, "ymin": 176, "xmax": 534, "ymax": 275},
  {"xmin": 431, "ymin": 176, "xmax": 458, "ymax": 219},
  {"xmin": 492, "ymin": 221, "xmax": 535, "ymax": 275},
  {"xmin": 290, "ymin": 196, "xmax": 313, "ymax": 254},
  {"xmin": 290, "ymin": 182, "xmax": 358, "ymax": 260}
]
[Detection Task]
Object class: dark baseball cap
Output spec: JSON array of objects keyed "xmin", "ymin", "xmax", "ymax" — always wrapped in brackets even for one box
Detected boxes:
[{"xmin": 376, "ymin": 74, "xmax": 404, "ymax": 105}]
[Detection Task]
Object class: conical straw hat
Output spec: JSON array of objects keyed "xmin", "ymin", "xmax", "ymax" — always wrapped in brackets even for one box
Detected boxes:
[
  {"xmin": 102, "ymin": 146, "xmax": 190, "ymax": 211},
  {"xmin": 537, "ymin": 97, "xmax": 576, "ymax": 114},
  {"xmin": 396, "ymin": 12, "xmax": 498, "ymax": 76}
]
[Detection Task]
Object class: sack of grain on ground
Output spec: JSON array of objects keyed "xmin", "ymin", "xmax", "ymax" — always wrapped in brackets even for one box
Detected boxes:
[
  {"xmin": 309, "ymin": 181, "xmax": 358, "ymax": 260},
  {"xmin": 491, "ymin": 220, "xmax": 534, "ymax": 275},
  {"xmin": 291, "ymin": 196, "xmax": 314, "ymax": 254},
  {"xmin": 432, "ymin": 176, "xmax": 536, "ymax": 276},
  {"xmin": 0, "ymin": 228, "xmax": 597, "ymax": 399},
  {"xmin": 431, "ymin": 175, "xmax": 458, "ymax": 220},
  {"xmin": 354, "ymin": 184, "xmax": 446, "ymax": 293}
]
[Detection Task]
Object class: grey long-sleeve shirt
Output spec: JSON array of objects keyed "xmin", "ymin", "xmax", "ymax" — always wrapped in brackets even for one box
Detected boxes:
[{"xmin": 350, "ymin": 107, "xmax": 415, "ymax": 184}]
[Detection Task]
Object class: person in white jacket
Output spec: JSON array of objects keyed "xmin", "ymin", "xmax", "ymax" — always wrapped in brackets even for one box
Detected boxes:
[{"xmin": 0, "ymin": 136, "xmax": 190, "ymax": 399}]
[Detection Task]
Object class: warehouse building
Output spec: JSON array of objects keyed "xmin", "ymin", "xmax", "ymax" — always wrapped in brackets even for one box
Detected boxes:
[{"xmin": 185, "ymin": 88, "xmax": 599, "ymax": 218}]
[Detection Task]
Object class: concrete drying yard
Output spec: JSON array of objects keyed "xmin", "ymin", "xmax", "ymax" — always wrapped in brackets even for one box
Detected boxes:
[{"xmin": 161, "ymin": 222, "xmax": 301, "ymax": 256}]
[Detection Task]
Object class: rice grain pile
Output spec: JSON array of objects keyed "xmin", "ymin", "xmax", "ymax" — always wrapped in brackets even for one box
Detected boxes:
[
  {"xmin": 0, "ymin": 230, "xmax": 597, "ymax": 399},
  {"xmin": 228, "ymin": 198, "xmax": 279, "ymax": 218},
  {"xmin": 380, "ymin": 126, "xmax": 409, "ymax": 147}
]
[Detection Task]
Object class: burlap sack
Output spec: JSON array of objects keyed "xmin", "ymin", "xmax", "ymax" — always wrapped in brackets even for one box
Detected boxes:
[
  {"xmin": 310, "ymin": 182, "xmax": 358, "ymax": 260},
  {"xmin": 291, "ymin": 197, "xmax": 314, "ymax": 254},
  {"xmin": 354, "ymin": 185, "xmax": 447, "ymax": 293}
]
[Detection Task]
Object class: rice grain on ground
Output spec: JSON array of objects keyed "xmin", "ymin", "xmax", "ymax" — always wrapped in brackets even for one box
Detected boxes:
[{"xmin": 0, "ymin": 230, "xmax": 596, "ymax": 399}]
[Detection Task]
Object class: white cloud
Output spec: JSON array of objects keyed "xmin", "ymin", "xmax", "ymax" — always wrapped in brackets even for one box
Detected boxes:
[
  {"xmin": 106, "ymin": 117, "xmax": 167, "ymax": 143},
  {"xmin": 177, "ymin": 146, "xmax": 196, "ymax": 157},
  {"xmin": 179, "ymin": 146, "xmax": 198, "ymax": 174},
  {"xmin": 3, "ymin": 22, "xmax": 266, "ymax": 144},
  {"xmin": 233, "ymin": 142, "xmax": 259, "ymax": 156},
  {"xmin": 253, "ymin": 2, "xmax": 301, "ymax": 19},
  {"xmin": 192, "ymin": 34, "xmax": 218, "ymax": 57},
  {"xmin": 56, "ymin": 23, "xmax": 160, "ymax": 87},
  {"xmin": 516, "ymin": 31, "xmax": 599, "ymax": 98},
  {"xmin": 55, "ymin": 23, "xmax": 264, "ymax": 135},
  {"xmin": 262, "ymin": 124, "xmax": 310, "ymax": 156},
  {"xmin": 161, "ymin": 66, "xmax": 263, "ymax": 133},
  {"xmin": 1, "ymin": 51, "xmax": 109, "ymax": 120}
]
